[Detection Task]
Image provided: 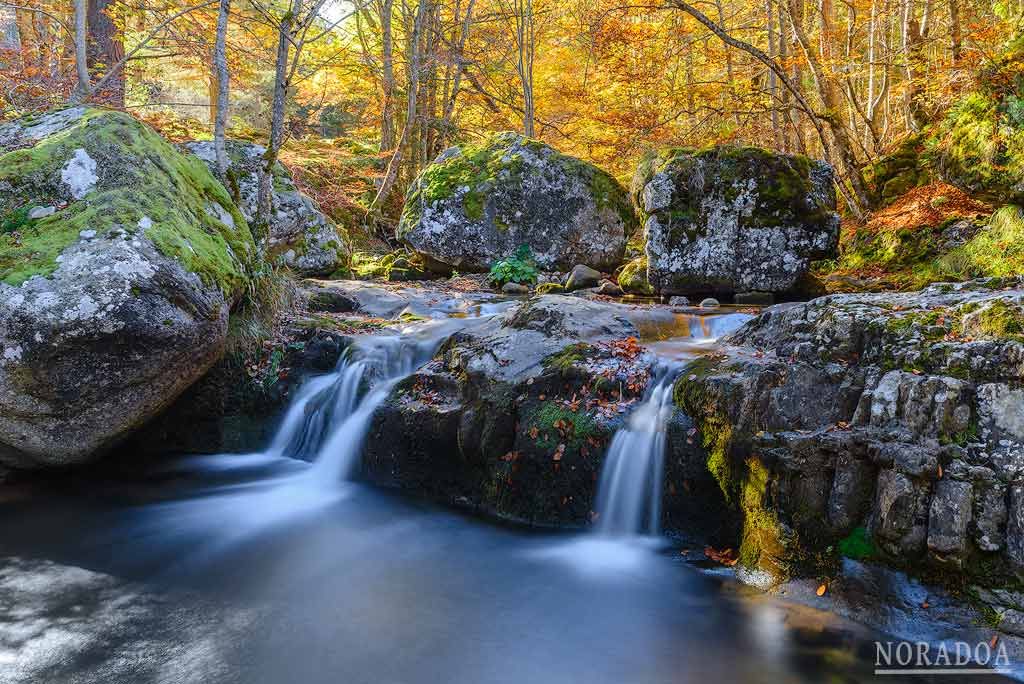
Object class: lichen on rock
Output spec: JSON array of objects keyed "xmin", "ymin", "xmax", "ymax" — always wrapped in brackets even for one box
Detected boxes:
[
  {"xmin": 0, "ymin": 107, "xmax": 258, "ymax": 468},
  {"xmin": 670, "ymin": 277, "xmax": 1024, "ymax": 610},
  {"xmin": 182, "ymin": 139, "xmax": 350, "ymax": 276},
  {"xmin": 397, "ymin": 132, "xmax": 636, "ymax": 273},
  {"xmin": 635, "ymin": 145, "xmax": 840, "ymax": 295}
]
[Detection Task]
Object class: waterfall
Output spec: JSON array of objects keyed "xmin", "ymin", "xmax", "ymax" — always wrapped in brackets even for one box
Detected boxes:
[
  {"xmin": 593, "ymin": 369, "xmax": 678, "ymax": 537},
  {"xmin": 263, "ymin": 318, "xmax": 475, "ymax": 485}
]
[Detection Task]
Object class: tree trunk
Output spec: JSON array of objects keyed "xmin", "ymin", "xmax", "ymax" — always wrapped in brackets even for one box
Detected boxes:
[
  {"xmin": 86, "ymin": 0, "xmax": 124, "ymax": 106},
  {"xmin": 948, "ymin": 0, "xmax": 961, "ymax": 62},
  {"xmin": 213, "ymin": 0, "xmax": 231, "ymax": 180},
  {"xmin": 514, "ymin": 0, "xmax": 535, "ymax": 137},
  {"xmin": 380, "ymin": 0, "xmax": 397, "ymax": 152},
  {"xmin": 72, "ymin": 0, "xmax": 91, "ymax": 101},
  {"xmin": 369, "ymin": 0, "xmax": 427, "ymax": 224},
  {"xmin": 257, "ymin": 0, "xmax": 302, "ymax": 237}
]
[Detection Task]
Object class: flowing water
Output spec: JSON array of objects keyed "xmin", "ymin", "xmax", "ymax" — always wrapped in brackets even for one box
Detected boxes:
[
  {"xmin": 0, "ymin": 299, "xmax": 1005, "ymax": 683},
  {"xmin": 593, "ymin": 309, "xmax": 751, "ymax": 537}
]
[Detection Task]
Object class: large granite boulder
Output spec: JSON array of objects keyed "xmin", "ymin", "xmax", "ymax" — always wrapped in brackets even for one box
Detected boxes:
[
  {"xmin": 183, "ymin": 140, "xmax": 348, "ymax": 276},
  {"xmin": 398, "ymin": 132, "xmax": 636, "ymax": 273},
  {"xmin": 634, "ymin": 146, "xmax": 839, "ymax": 294},
  {"xmin": 0, "ymin": 107, "xmax": 256, "ymax": 468},
  {"xmin": 669, "ymin": 277, "xmax": 1024, "ymax": 605}
]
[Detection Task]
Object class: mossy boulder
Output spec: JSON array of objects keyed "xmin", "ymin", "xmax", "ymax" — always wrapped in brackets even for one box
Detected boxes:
[
  {"xmin": 617, "ymin": 255, "xmax": 652, "ymax": 294},
  {"xmin": 183, "ymin": 140, "xmax": 349, "ymax": 276},
  {"xmin": 0, "ymin": 107, "xmax": 257, "ymax": 468},
  {"xmin": 635, "ymin": 145, "xmax": 839, "ymax": 294},
  {"xmin": 397, "ymin": 132, "xmax": 637, "ymax": 273}
]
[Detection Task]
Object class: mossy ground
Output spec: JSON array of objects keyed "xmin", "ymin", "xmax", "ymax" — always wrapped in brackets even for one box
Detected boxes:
[
  {"xmin": 0, "ymin": 108, "xmax": 255, "ymax": 297},
  {"xmin": 523, "ymin": 401, "xmax": 601, "ymax": 450},
  {"xmin": 814, "ymin": 186, "xmax": 1024, "ymax": 293}
]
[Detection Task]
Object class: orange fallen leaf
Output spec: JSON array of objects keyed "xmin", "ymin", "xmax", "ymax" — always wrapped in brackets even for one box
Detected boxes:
[
  {"xmin": 704, "ymin": 546, "xmax": 738, "ymax": 566},
  {"xmin": 991, "ymin": 635, "xmax": 999, "ymax": 648},
  {"xmin": 816, "ymin": 583, "xmax": 828, "ymax": 596}
]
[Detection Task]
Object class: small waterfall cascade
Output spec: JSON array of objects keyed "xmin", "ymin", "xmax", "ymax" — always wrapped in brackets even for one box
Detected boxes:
[
  {"xmin": 593, "ymin": 367, "xmax": 679, "ymax": 537},
  {"xmin": 263, "ymin": 318, "xmax": 471, "ymax": 484}
]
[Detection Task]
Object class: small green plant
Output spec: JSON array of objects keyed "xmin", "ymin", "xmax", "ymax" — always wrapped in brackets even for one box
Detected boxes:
[
  {"xmin": 488, "ymin": 244, "xmax": 538, "ymax": 286},
  {"xmin": 0, "ymin": 206, "xmax": 32, "ymax": 235}
]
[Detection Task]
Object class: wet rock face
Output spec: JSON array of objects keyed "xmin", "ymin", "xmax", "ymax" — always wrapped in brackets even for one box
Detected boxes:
[
  {"xmin": 361, "ymin": 294, "xmax": 660, "ymax": 527},
  {"xmin": 183, "ymin": 140, "xmax": 348, "ymax": 276},
  {"xmin": 672, "ymin": 278, "xmax": 1024, "ymax": 602},
  {"xmin": 0, "ymin": 108, "xmax": 256, "ymax": 468},
  {"xmin": 634, "ymin": 146, "xmax": 840, "ymax": 294},
  {"xmin": 398, "ymin": 132, "xmax": 636, "ymax": 273}
]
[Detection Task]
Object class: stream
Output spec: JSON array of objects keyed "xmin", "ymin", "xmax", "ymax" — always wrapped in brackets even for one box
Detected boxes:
[{"xmin": 0, "ymin": 295, "xmax": 1001, "ymax": 683}]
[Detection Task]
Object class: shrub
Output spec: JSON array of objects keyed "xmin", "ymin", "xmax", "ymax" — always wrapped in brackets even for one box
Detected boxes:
[{"xmin": 489, "ymin": 244, "xmax": 538, "ymax": 286}]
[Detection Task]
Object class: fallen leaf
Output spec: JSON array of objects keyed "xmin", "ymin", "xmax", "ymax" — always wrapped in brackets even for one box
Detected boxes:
[
  {"xmin": 704, "ymin": 546, "xmax": 738, "ymax": 566},
  {"xmin": 816, "ymin": 583, "xmax": 828, "ymax": 596}
]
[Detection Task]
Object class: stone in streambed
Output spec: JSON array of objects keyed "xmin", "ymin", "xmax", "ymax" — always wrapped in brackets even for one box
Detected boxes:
[{"xmin": 564, "ymin": 264, "xmax": 601, "ymax": 291}]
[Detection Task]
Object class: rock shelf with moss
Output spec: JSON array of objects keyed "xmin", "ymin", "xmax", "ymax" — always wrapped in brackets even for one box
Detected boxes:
[
  {"xmin": 397, "ymin": 132, "xmax": 636, "ymax": 273},
  {"xmin": 668, "ymin": 278, "xmax": 1024, "ymax": 612}
]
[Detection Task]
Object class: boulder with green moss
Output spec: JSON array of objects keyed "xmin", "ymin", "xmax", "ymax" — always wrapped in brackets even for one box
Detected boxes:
[
  {"xmin": 635, "ymin": 146, "xmax": 839, "ymax": 294},
  {"xmin": 0, "ymin": 107, "xmax": 256, "ymax": 468},
  {"xmin": 183, "ymin": 140, "xmax": 348, "ymax": 276},
  {"xmin": 669, "ymin": 278, "xmax": 1024, "ymax": 613},
  {"xmin": 397, "ymin": 132, "xmax": 636, "ymax": 273}
]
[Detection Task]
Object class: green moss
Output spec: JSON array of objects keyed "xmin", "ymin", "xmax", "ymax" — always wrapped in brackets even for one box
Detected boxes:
[
  {"xmin": 969, "ymin": 299, "xmax": 1024, "ymax": 341},
  {"xmin": 525, "ymin": 401, "xmax": 600, "ymax": 449},
  {"xmin": 542, "ymin": 342, "xmax": 595, "ymax": 374},
  {"xmin": 838, "ymin": 526, "xmax": 877, "ymax": 560},
  {"xmin": 737, "ymin": 457, "xmax": 785, "ymax": 570},
  {"xmin": 536, "ymin": 282, "xmax": 565, "ymax": 294},
  {"xmin": 618, "ymin": 256, "xmax": 652, "ymax": 294},
  {"xmin": 0, "ymin": 108, "xmax": 254, "ymax": 295},
  {"xmin": 937, "ymin": 205, "xmax": 1024, "ymax": 279}
]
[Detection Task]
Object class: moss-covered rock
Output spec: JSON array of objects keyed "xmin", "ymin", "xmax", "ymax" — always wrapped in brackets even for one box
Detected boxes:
[
  {"xmin": 671, "ymin": 278, "xmax": 1024, "ymax": 610},
  {"xmin": 634, "ymin": 145, "xmax": 839, "ymax": 295},
  {"xmin": 183, "ymin": 140, "xmax": 350, "ymax": 276},
  {"xmin": 617, "ymin": 255, "xmax": 652, "ymax": 294},
  {"xmin": 398, "ymin": 132, "xmax": 637, "ymax": 273},
  {"xmin": 0, "ymin": 107, "xmax": 257, "ymax": 468}
]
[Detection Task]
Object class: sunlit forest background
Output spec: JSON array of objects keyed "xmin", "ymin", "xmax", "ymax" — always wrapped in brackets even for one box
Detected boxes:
[{"xmin": 1, "ymin": 0, "xmax": 1020, "ymax": 231}]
